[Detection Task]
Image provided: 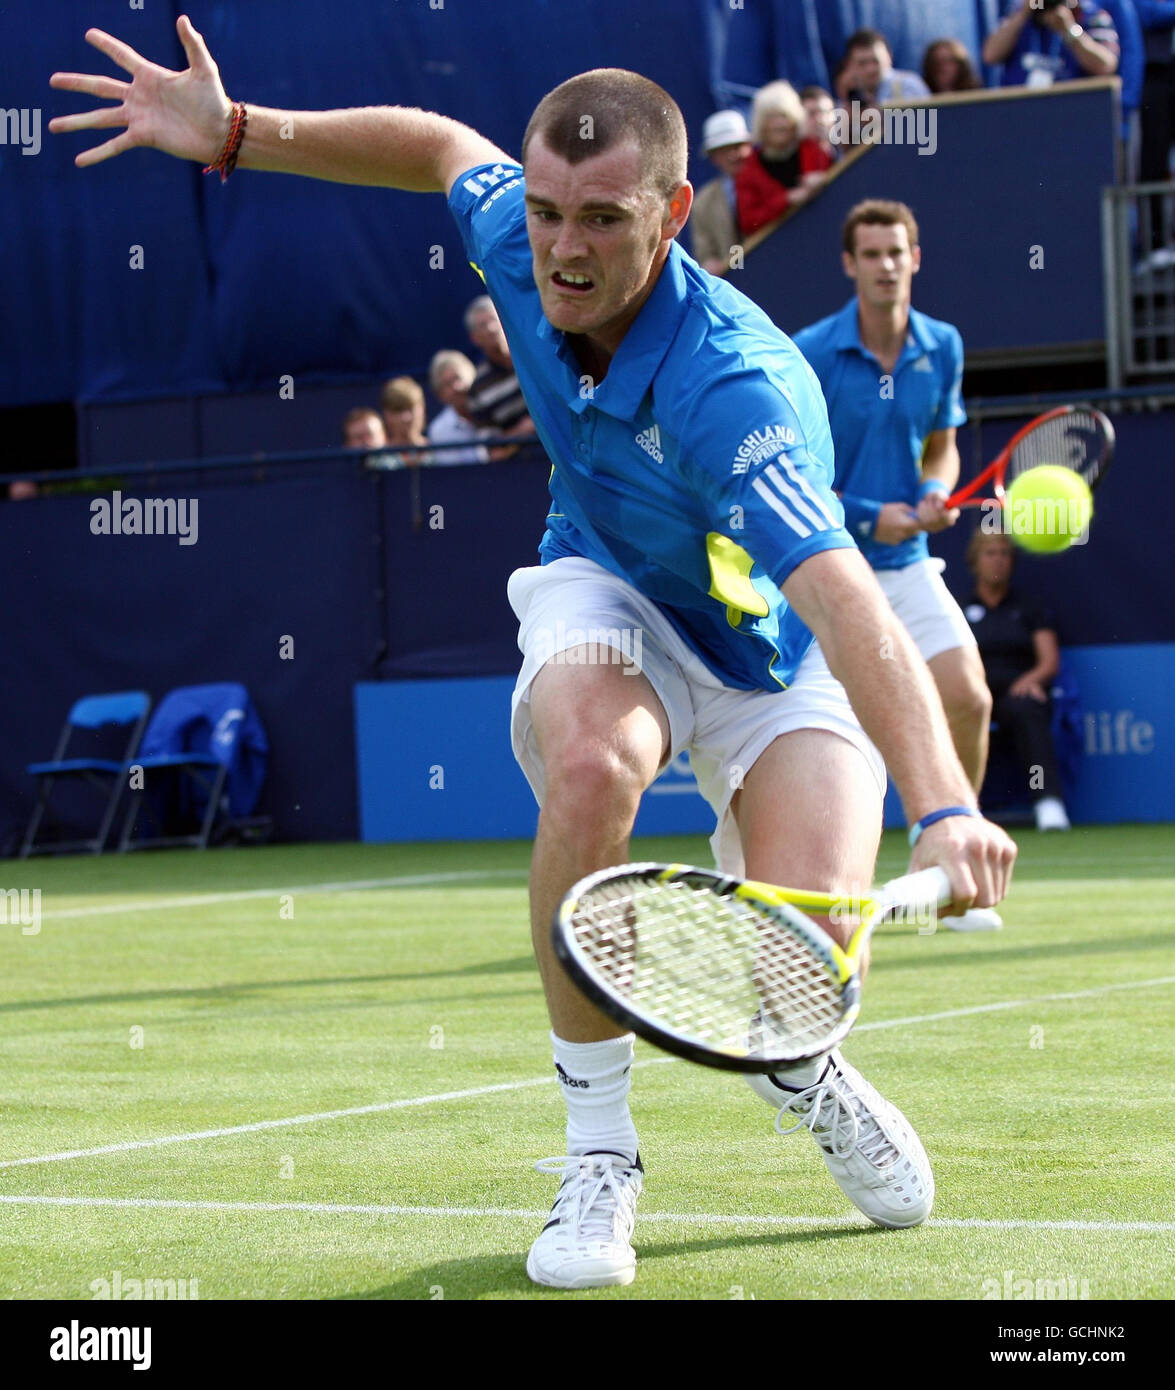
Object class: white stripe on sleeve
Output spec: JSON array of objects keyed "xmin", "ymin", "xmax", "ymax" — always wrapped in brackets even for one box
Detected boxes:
[
  {"xmin": 751, "ymin": 476, "xmax": 812, "ymax": 538},
  {"xmin": 764, "ymin": 461, "xmax": 837, "ymax": 529},
  {"xmin": 760, "ymin": 463, "xmax": 828, "ymax": 531}
]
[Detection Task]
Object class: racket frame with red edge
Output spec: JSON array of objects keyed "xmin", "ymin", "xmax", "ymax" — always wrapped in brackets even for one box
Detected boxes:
[{"xmin": 942, "ymin": 405, "xmax": 1114, "ymax": 511}]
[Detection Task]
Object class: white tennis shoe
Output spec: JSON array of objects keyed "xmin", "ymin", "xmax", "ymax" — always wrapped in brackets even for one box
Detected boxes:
[
  {"xmin": 748, "ymin": 1052, "xmax": 934, "ymax": 1228},
  {"xmin": 942, "ymin": 906, "xmax": 1004, "ymax": 931},
  {"xmin": 526, "ymin": 1152, "xmax": 643, "ymax": 1288},
  {"xmin": 1034, "ymin": 796, "xmax": 1071, "ymax": 832}
]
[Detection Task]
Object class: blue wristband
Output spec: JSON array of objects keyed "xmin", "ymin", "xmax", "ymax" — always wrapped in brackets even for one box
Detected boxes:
[
  {"xmin": 917, "ymin": 478, "xmax": 949, "ymax": 500},
  {"xmin": 908, "ymin": 805, "xmax": 977, "ymax": 847}
]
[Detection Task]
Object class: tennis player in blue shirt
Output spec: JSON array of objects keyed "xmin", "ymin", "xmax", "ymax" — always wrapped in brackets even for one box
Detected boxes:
[
  {"xmin": 52, "ymin": 19, "xmax": 1016, "ymax": 1291},
  {"xmin": 794, "ymin": 202, "xmax": 1002, "ymax": 932}
]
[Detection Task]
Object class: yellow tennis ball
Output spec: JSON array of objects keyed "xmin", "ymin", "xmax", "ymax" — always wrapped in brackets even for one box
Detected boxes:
[{"xmin": 1003, "ymin": 465, "xmax": 1093, "ymax": 554}]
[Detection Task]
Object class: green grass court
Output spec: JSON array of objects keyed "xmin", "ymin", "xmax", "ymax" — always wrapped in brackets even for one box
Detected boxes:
[{"xmin": 2, "ymin": 826, "xmax": 1172, "ymax": 1301}]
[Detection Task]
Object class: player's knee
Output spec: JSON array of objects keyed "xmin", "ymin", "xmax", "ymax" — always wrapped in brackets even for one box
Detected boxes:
[
  {"xmin": 945, "ymin": 672, "xmax": 992, "ymax": 727},
  {"xmin": 543, "ymin": 742, "xmax": 648, "ymax": 825}
]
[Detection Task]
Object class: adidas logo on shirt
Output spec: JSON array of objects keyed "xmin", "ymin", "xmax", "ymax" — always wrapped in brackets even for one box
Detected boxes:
[
  {"xmin": 635, "ymin": 423, "xmax": 664, "ymax": 464},
  {"xmin": 913, "ymin": 356, "xmax": 934, "ymax": 373}
]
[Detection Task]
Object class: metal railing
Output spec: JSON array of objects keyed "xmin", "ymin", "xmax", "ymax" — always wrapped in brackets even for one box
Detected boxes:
[
  {"xmin": 1103, "ymin": 180, "xmax": 1175, "ymax": 388},
  {"xmin": 2, "ymin": 434, "xmax": 549, "ymax": 492}
]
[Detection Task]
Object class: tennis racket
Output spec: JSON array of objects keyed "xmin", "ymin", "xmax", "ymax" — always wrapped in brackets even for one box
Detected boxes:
[
  {"xmin": 552, "ymin": 862, "xmax": 952, "ymax": 1072},
  {"xmin": 943, "ymin": 405, "xmax": 1114, "ymax": 510}
]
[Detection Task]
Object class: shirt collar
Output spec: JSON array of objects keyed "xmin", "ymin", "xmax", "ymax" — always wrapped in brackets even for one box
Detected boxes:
[
  {"xmin": 906, "ymin": 306, "xmax": 938, "ymax": 354},
  {"xmin": 535, "ymin": 243, "xmax": 690, "ymax": 419},
  {"xmin": 832, "ymin": 298, "xmax": 864, "ymax": 351},
  {"xmin": 833, "ymin": 297, "xmax": 936, "ymax": 358}
]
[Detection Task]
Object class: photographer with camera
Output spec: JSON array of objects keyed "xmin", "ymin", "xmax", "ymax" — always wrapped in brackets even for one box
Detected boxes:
[{"xmin": 983, "ymin": 0, "xmax": 1119, "ymax": 86}]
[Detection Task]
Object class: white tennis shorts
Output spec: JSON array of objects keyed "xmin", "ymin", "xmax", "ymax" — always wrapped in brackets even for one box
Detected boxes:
[
  {"xmin": 874, "ymin": 557, "xmax": 977, "ymax": 664},
  {"xmin": 507, "ymin": 556, "xmax": 886, "ymax": 876}
]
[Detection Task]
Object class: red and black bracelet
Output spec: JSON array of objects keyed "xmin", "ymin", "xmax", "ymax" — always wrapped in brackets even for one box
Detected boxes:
[{"xmin": 203, "ymin": 101, "xmax": 248, "ymax": 183}]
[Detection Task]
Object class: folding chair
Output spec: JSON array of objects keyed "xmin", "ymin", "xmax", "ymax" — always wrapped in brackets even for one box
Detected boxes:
[
  {"xmin": 118, "ymin": 683, "xmax": 268, "ymax": 851},
  {"xmin": 20, "ymin": 691, "xmax": 151, "ymax": 857}
]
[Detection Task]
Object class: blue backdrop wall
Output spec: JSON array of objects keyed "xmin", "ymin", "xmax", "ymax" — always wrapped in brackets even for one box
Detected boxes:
[
  {"xmin": 1, "ymin": 405, "xmax": 1172, "ymax": 851},
  {"xmin": 737, "ymin": 82, "xmax": 1117, "ymax": 361},
  {"xmin": 5, "ymin": 0, "xmax": 1036, "ymax": 413}
]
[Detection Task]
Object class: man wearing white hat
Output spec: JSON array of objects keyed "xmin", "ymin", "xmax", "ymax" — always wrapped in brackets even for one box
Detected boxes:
[{"xmin": 690, "ymin": 110, "xmax": 751, "ymax": 276}]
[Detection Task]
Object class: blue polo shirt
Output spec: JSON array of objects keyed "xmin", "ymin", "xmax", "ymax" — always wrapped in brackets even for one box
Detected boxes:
[
  {"xmin": 792, "ymin": 299, "xmax": 967, "ymax": 572},
  {"xmin": 447, "ymin": 162, "xmax": 855, "ymax": 693}
]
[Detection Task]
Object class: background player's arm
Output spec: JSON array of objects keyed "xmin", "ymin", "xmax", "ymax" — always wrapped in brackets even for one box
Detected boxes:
[
  {"xmin": 50, "ymin": 18, "xmax": 509, "ymax": 194},
  {"xmin": 916, "ymin": 427, "xmax": 962, "ymax": 532},
  {"xmin": 783, "ymin": 547, "xmax": 1014, "ymax": 904},
  {"xmin": 838, "ymin": 493, "xmax": 920, "ymax": 545}
]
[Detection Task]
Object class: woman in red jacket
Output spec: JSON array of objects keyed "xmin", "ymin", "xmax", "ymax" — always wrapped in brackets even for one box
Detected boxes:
[{"xmin": 736, "ymin": 80, "xmax": 834, "ymax": 238}]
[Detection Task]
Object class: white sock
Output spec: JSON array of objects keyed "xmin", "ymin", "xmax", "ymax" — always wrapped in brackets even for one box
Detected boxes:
[
  {"xmin": 551, "ymin": 1032, "xmax": 639, "ymax": 1166},
  {"xmin": 767, "ymin": 1051, "xmax": 832, "ymax": 1091}
]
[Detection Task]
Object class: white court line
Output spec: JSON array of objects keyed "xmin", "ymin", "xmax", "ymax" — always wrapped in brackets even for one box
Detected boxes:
[
  {"xmin": 0, "ymin": 1195, "xmax": 1169, "ymax": 1234},
  {"xmin": 2, "ymin": 974, "xmax": 1172, "ymax": 1173},
  {"xmin": 0, "ymin": 1059, "xmax": 673, "ymax": 1170},
  {"xmin": 853, "ymin": 974, "xmax": 1175, "ymax": 1032},
  {"xmin": 41, "ymin": 869, "xmax": 530, "ymax": 920},
  {"xmin": 37, "ymin": 851, "xmax": 1175, "ymax": 920}
]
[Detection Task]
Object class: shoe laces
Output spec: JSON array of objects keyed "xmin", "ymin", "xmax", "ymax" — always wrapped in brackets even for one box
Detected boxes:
[
  {"xmin": 534, "ymin": 1155, "xmax": 638, "ymax": 1240},
  {"xmin": 774, "ymin": 1067, "xmax": 899, "ymax": 1167}
]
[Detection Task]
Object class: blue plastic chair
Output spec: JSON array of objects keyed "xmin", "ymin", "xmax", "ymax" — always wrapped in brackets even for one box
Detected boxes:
[
  {"xmin": 118, "ymin": 683, "xmax": 268, "ymax": 851},
  {"xmin": 20, "ymin": 691, "xmax": 151, "ymax": 857}
]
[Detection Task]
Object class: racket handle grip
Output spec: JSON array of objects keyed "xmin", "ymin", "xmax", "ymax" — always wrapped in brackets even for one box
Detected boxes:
[{"xmin": 882, "ymin": 866, "xmax": 954, "ymax": 915}]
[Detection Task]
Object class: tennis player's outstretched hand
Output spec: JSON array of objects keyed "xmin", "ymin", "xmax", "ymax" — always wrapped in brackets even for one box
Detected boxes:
[{"xmin": 49, "ymin": 17, "xmax": 231, "ymax": 167}]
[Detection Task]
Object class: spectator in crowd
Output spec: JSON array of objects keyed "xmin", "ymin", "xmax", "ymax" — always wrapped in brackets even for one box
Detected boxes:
[
  {"xmin": 464, "ymin": 295, "xmax": 537, "ymax": 459},
  {"xmin": 1138, "ymin": 1, "xmax": 1175, "ymax": 266},
  {"xmin": 735, "ymin": 81, "xmax": 834, "ymax": 238},
  {"xmin": 840, "ymin": 28, "xmax": 931, "ymax": 106},
  {"xmin": 922, "ymin": 38, "xmax": 984, "ymax": 93},
  {"xmin": 379, "ymin": 375, "xmax": 430, "ymax": 467},
  {"xmin": 6, "ymin": 479, "xmax": 39, "ymax": 501},
  {"xmin": 982, "ymin": 0, "xmax": 1119, "ymax": 86},
  {"xmin": 964, "ymin": 530, "xmax": 1071, "ymax": 831},
  {"xmin": 341, "ymin": 407, "xmax": 387, "ymax": 450},
  {"xmin": 690, "ymin": 109, "xmax": 751, "ymax": 276},
  {"xmin": 800, "ymin": 85, "xmax": 840, "ymax": 161},
  {"xmin": 427, "ymin": 349, "xmax": 490, "ymax": 465}
]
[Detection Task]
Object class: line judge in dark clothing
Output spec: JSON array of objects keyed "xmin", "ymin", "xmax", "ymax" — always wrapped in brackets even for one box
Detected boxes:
[{"xmin": 964, "ymin": 530, "xmax": 1071, "ymax": 831}]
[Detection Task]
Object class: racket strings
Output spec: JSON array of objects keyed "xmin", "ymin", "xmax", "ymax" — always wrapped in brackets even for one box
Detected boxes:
[
  {"xmin": 1008, "ymin": 408, "xmax": 1107, "ymax": 485},
  {"xmin": 568, "ymin": 876, "xmax": 846, "ymax": 1061}
]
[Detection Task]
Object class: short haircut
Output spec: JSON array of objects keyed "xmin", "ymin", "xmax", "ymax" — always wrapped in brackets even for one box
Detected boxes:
[
  {"xmin": 750, "ymin": 80, "xmax": 806, "ymax": 144},
  {"xmin": 522, "ymin": 68, "xmax": 687, "ymax": 200},
  {"xmin": 342, "ymin": 407, "xmax": 380, "ymax": 430},
  {"xmin": 842, "ymin": 199, "xmax": 920, "ymax": 255},
  {"xmin": 464, "ymin": 295, "xmax": 497, "ymax": 336},
  {"xmin": 428, "ymin": 349, "xmax": 477, "ymax": 392},
  {"xmin": 799, "ymin": 85, "xmax": 833, "ymax": 104},
  {"xmin": 966, "ymin": 527, "xmax": 1015, "ymax": 573},
  {"xmin": 846, "ymin": 28, "xmax": 891, "ymax": 57},
  {"xmin": 380, "ymin": 376, "xmax": 424, "ymax": 413}
]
